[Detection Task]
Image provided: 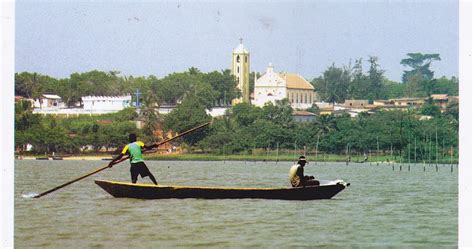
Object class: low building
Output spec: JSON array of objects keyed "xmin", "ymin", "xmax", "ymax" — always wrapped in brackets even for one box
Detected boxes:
[
  {"xmin": 82, "ymin": 95, "xmax": 132, "ymax": 112},
  {"xmin": 343, "ymin": 99, "xmax": 369, "ymax": 108},
  {"xmin": 292, "ymin": 110, "xmax": 317, "ymax": 122},
  {"xmin": 34, "ymin": 94, "xmax": 64, "ymax": 109},
  {"xmin": 389, "ymin": 97, "xmax": 425, "ymax": 107},
  {"xmin": 431, "ymin": 94, "xmax": 449, "ymax": 110}
]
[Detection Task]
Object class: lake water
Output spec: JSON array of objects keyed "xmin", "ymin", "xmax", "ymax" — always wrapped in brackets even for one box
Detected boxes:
[{"xmin": 15, "ymin": 160, "xmax": 457, "ymax": 248}]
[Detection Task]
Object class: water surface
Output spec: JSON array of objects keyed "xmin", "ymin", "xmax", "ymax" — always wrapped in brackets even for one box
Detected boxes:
[{"xmin": 15, "ymin": 160, "xmax": 457, "ymax": 247}]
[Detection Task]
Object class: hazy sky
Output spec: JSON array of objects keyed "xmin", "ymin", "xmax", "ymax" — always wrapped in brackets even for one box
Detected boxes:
[{"xmin": 15, "ymin": 1, "xmax": 459, "ymax": 82}]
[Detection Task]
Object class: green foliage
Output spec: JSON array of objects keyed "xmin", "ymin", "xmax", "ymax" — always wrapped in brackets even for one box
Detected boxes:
[
  {"xmin": 401, "ymin": 53, "xmax": 441, "ymax": 83},
  {"xmin": 311, "ymin": 63, "xmax": 351, "ymax": 103},
  {"xmin": 419, "ymin": 98, "xmax": 441, "ymax": 117},
  {"xmin": 198, "ymin": 103, "xmax": 457, "ymax": 160},
  {"xmin": 163, "ymin": 96, "xmax": 212, "ymax": 146}
]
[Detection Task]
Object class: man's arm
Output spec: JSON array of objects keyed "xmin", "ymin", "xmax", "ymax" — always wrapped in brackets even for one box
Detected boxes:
[
  {"xmin": 108, "ymin": 153, "xmax": 124, "ymax": 168},
  {"xmin": 144, "ymin": 143, "xmax": 158, "ymax": 151},
  {"xmin": 108, "ymin": 145, "xmax": 128, "ymax": 168}
]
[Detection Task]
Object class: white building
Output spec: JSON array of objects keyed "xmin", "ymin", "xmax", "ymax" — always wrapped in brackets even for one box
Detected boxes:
[
  {"xmin": 253, "ymin": 64, "xmax": 316, "ymax": 109},
  {"xmin": 34, "ymin": 94, "xmax": 64, "ymax": 109},
  {"xmin": 82, "ymin": 95, "xmax": 132, "ymax": 112}
]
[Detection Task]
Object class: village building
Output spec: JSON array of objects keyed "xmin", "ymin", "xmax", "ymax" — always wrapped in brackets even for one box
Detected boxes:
[
  {"xmin": 343, "ymin": 99, "xmax": 369, "ymax": 108},
  {"xmin": 431, "ymin": 94, "xmax": 450, "ymax": 110},
  {"xmin": 34, "ymin": 94, "xmax": 64, "ymax": 109},
  {"xmin": 292, "ymin": 110, "xmax": 317, "ymax": 122},
  {"xmin": 373, "ymin": 100, "xmax": 394, "ymax": 106},
  {"xmin": 389, "ymin": 97, "xmax": 425, "ymax": 108},
  {"xmin": 82, "ymin": 95, "xmax": 132, "ymax": 113},
  {"xmin": 253, "ymin": 64, "xmax": 316, "ymax": 109}
]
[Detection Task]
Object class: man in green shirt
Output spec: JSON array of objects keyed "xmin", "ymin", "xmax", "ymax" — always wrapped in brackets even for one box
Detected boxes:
[{"xmin": 108, "ymin": 133, "xmax": 158, "ymax": 185}]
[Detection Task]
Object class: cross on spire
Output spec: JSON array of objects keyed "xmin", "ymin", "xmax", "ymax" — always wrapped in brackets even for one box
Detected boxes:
[
  {"xmin": 134, "ymin": 88, "xmax": 141, "ymax": 107},
  {"xmin": 239, "ymin": 37, "xmax": 243, "ymax": 44}
]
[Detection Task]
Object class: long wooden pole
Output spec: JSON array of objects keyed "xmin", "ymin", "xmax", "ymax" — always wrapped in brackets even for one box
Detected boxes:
[{"xmin": 33, "ymin": 122, "xmax": 210, "ymax": 198}]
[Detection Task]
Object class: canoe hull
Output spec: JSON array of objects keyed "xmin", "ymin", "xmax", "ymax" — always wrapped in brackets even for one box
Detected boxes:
[{"xmin": 95, "ymin": 180, "xmax": 349, "ymax": 200}]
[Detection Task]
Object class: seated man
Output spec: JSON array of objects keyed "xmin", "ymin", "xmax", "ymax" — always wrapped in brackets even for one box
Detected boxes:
[{"xmin": 289, "ymin": 156, "xmax": 320, "ymax": 187}]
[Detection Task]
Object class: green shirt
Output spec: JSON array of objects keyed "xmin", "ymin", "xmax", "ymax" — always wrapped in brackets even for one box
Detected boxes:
[{"xmin": 121, "ymin": 141, "xmax": 145, "ymax": 163}]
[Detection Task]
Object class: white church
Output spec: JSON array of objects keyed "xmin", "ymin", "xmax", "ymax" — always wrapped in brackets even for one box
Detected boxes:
[
  {"xmin": 253, "ymin": 63, "xmax": 315, "ymax": 109},
  {"xmin": 230, "ymin": 40, "xmax": 317, "ymax": 110}
]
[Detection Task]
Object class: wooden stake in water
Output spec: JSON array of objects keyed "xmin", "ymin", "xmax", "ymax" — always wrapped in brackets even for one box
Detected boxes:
[
  {"xmin": 346, "ymin": 143, "xmax": 349, "ymax": 166},
  {"xmin": 223, "ymin": 145, "xmax": 226, "ymax": 164},
  {"xmin": 266, "ymin": 142, "xmax": 270, "ymax": 163},
  {"xmin": 275, "ymin": 142, "xmax": 279, "ymax": 164},
  {"xmin": 408, "ymin": 142, "xmax": 411, "ymax": 168},
  {"xmin": 442, "ymin": 139, "xmax": 445, "ymax": 160},
  {"xmin": 390, "ymin": 143, "xmax": 393, "ymax": 168},
  {"xmin": 414, "ymin": 137, "xmax": 417, "ymax": 165},
  {"xmin": 450, "ymin": 145, "xmax": 453, "ymax": 173},
  {"xmin": 377, "ymin": 136, "xmax": 380, "ymax": 165},
  {"xmin": 369, "ymin": 149, "xmax": 371, "ymax": 166},
  {"xmin": 429, "ymin": 132, "xmax": 432, "ymax": 167},
  {"xmin": 436, "ymin": 128, "xmax": 439, "ymax": 167},
  {"xmin": 294, "ymin": 140, "xmax": 297, "ymax": 161},
  {"xmin": 315, "ymin": 134, "xmax": 320, "ymax": 166}
]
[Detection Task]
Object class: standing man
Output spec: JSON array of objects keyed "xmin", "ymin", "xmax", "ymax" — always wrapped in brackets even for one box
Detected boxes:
[
  {"xmin": 288, "ymin": 156, "xmax": 320, "ymax": 187},
  {"xmin": 108, "ymin": 133, "xmax": 158, "ymax": 185}
]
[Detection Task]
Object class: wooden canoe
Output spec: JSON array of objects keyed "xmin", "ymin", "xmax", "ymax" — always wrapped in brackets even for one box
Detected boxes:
[{"xmin": 95, "ymin": 179, "xmax": 349, "ymax": 200}]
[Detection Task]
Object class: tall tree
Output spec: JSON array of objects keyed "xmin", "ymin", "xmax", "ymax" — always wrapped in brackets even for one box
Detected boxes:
[
  {"xmin": 401, "ymin": 53, "xmax": 441, "ymax": 97},
  {"xmin": 312, "ymin": 63, "xmax": 351, "ymax": 103},
  {"xmin": 367, "ymin": 56, "xmax": 385, "ymax": 100},
  {"xmin": 401, "ymin": 53, "xmax": 441, "ymax": 83}
]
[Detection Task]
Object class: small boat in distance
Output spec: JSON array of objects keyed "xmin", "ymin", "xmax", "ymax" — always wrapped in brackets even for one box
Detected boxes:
[{"xmin": 95, "ymin": 179, "xmax": 350, "ymax": 200}]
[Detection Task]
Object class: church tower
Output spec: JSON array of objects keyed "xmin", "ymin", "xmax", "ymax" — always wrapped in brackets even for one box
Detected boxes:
[{"xmin": 231, "ymin": 38, "xmax": 250, "ymax": 105}]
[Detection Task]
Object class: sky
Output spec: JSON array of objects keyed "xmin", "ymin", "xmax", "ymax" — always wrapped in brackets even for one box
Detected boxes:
[{"xmin": 15, "ymin": 1, "xmax": 459, "ymax": 82}]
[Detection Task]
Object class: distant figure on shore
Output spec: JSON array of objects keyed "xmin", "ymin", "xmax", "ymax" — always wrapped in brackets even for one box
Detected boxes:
[
  {"xmin": 358, "ymin": 153, "xmax": 368, "ymax": 163},
  {"xmin": 108, "ymin": 133, "xmax": 158, "ymax": 185},
  {"xmin": 288, "ymin": 156, "xmax": 320, "ymax": 187}
]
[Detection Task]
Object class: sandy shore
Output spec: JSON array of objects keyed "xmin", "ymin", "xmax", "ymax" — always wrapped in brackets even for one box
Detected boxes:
[{"xmin": 20, "ymin": 156, "xmax": 112, "ymax": 160}]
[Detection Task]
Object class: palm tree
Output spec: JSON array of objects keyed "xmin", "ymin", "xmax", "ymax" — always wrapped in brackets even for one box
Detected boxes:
[
  {"xmin": 27, "ymin": 73, "xmax": 44, "ymax": 109},
  {"xmin": 140, "ymin": 89, "xmax": 161, "ymax": 142}
]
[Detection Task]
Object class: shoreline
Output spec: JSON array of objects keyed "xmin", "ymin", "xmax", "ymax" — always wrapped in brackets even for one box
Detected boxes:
[{"xmin": 16, "ymin": 154, "xmax": 459, "ymax": 164}]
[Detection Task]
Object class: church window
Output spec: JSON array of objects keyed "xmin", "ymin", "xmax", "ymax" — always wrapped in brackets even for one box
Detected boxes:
[
  {"xmin": 237, "ymin": 66, "xmax": 240, "ymax": 73},
  {"xmin": 236, "ymin": 55, "xmax": 240, "ymax": 63},
  {"xmin": 245, "ymin": 56, "xmax": 248, "ymax": 63}
]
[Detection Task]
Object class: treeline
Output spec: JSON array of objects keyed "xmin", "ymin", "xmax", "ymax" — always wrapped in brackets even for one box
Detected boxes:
[
  {"xmin": 15, "ymin": 68, "xmax": 240, "ymax": 108},
  {"xmin": 177, "ymin": 100, "xmax": 459, "ymax": 161},
  {"xmin": 15, "ymin": 98, "xmax": 459, "ymax": 161},
  {"xmin": 16, "ymin": 53, "xmax": 458, "ymax": 108},
  {"xmin": 14, "ymin": 52, "xmax": 459, "ymax": 159},
  {"xmin": 312, "ymin": 54, "xmax": 458, "ymax": 103}
]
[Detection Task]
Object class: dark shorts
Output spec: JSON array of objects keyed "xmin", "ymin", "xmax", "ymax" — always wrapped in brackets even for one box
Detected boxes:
[{"xmin": 130, "ymin": 162, "xmax": 152, "ymax": 179}]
